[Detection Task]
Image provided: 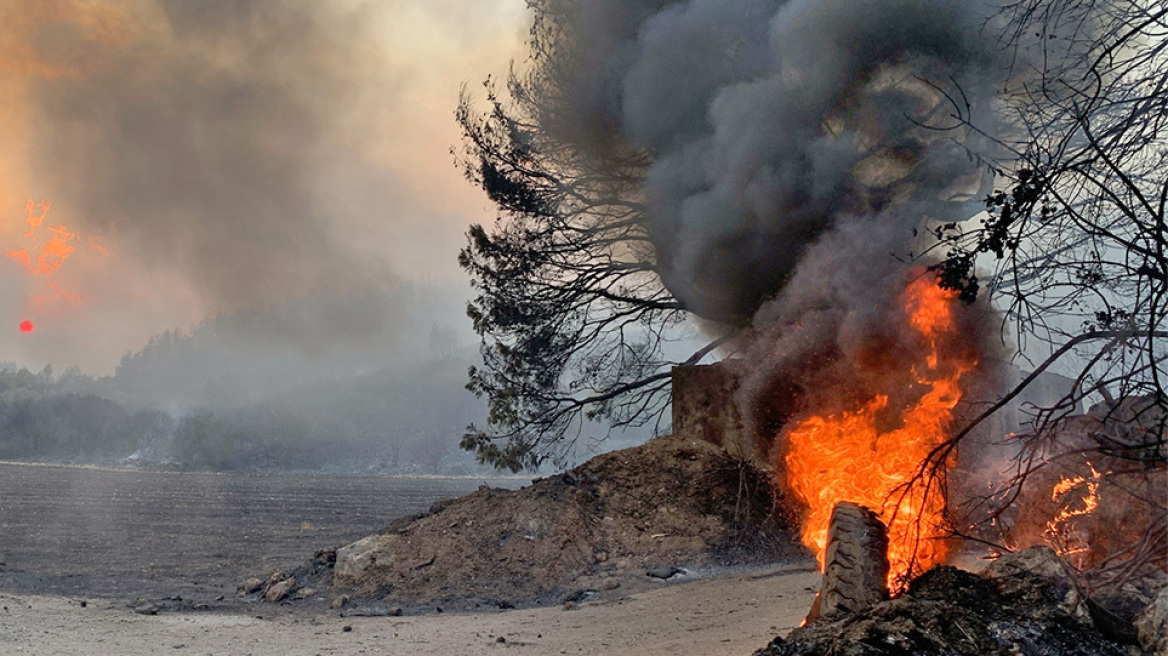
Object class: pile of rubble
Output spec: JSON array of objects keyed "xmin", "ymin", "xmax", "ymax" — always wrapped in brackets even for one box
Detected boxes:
[{"xmin": 756, "ymin": 547, "xmax": 1167, "ymax": 656}]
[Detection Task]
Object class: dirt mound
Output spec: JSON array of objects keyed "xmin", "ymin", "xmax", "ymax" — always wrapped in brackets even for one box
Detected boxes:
[{"xmin": 288, "ymin": 434, "xmax": 800, "ymax": 611}]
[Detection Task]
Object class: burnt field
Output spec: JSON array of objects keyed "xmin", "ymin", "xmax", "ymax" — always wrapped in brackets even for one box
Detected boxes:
[{"xmin": 0, "ymin": 462, "xmax": 514, "ymax": 605}]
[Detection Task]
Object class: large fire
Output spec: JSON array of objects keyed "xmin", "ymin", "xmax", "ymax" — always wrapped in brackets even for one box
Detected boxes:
[
  {"xmin": 779, "ymin": 276, "xmax": 977, "ymax": 589},
  {"xmin": 5, "ymin": 197, "xmax": 108, "ymax": 312}
]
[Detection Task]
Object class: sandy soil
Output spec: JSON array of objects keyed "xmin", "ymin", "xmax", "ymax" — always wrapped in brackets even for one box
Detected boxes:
[{"xmin": 0, "ymin": 564, "xmax": 819, "ymax": 655}]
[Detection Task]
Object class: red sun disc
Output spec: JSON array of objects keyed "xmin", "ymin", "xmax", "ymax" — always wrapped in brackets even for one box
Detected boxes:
[{"xmin": 19, "ymin": 321, "xmax": 34, "ymax": 333}]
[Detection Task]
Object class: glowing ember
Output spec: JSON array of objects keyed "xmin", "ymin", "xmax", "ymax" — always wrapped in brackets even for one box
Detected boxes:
[
  {"xmin": 779, "ymin": 276, "xmax": 977, "ymax": 589},
  {"xmin": 19, "ymin": 320, "xmax": 33, "ymax": 333}
]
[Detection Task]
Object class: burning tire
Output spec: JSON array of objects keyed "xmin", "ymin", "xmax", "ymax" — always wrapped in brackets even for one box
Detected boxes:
[{"xmin": 819, "ymin": 501, "xmax": 890, "ymax": 617}]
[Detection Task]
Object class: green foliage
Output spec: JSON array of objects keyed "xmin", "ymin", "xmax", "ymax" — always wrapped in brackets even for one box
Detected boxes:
[{"xmin": 454, "ymin": 7, "xmax": 703, "ymax": 471}]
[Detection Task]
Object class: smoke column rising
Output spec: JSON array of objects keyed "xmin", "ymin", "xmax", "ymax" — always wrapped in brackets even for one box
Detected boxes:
[
  {"xmin": 518, "ymin": 0, "xmax": 1022, "ymax": 520},
  {"xmin": 541, "ymin": 0, "xmax": 1006, "ymax": 324}
]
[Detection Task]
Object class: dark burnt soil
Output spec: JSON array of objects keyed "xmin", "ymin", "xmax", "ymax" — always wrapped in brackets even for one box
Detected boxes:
[
  {"xmin": 755, "ymin": 565, "xmax": 1131, "ymax": 656},
  {"xmin": 0, "ymin": 462, "xmax": 511, "ymax": 610},
  {"xmin": 312, "ymin": 434, "xmax": 806, "ymax": 613}
]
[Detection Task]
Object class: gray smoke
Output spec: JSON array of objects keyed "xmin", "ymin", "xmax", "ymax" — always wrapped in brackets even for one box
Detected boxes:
[
  {"xmin": 527, "ymin": 0, "xmax": 1024, "ymax": 447},
  {"xmin": 544, "ymin": 0, "xmax": 1007, "ymax": 323},
  {"xmin": 23, "ymin": 1, "xmax": 396, "ymax": 350}
]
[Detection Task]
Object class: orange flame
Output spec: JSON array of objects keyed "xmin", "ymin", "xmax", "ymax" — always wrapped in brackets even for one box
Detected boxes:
[
  {"xmin": 22, "ymin": 197, "xmax": 49, "ymax": 237},
  {"xmin": 1044, "ymin": 463, "xmax": 1102, "ymax": 567},
  {"xmin": 4, "ymin": 197, "xmax": 104, "ymax": 310},
  {"xmin": 779, "ymin": 277, "xmax": 977, "ymax": 589}
]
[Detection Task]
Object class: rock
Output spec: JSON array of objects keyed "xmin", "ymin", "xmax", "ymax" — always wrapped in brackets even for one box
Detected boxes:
[
  {"xmin": 1086, "ymin": 578, "xmax": 1163, "ymax": 647},
  {"xmin": 237, "ymin": 578, "xmax": 264, "ymax": 596},
  {"xmin": 646, "ymin": 566, "xmax": 681, "ymax": 580},
  {"xmin": 133, "ymin": 601, "xmax": 158, "ymax": 615},
  {"xmin": 388, "ymin": 607, "xmax": 403, "ymax": 617},
  {"xmin": 313, "ymin": 435, "xmax": 797, "ymax": 609},
  {"xmin": 330, "ymin": 595, "xmax": 350, "ymax": 610},
  {"xmin": 1086, "ymin": 597, "xmax": 1140, "ymax": 646},
  {"xmin": 334, "ymin": 535, "xmax": 395, "ymax": 586},
  {"xmin": 264, "ymin": 577, "xmax": 296, "ymax": 603},
  {"xmin": 983, "ymin": 546, "xmax": 1093, "ymax": 626},
  {"xmin": 313, "ymin": 548, "xmax": 337, "ymax": 566},
  {"xmin": 1135, "ymin": 586, "xmax": 1168, "ymax": 656},
  {"xmin": 295, "ymin": 587, "xmax": 316, "ymax": 599}
]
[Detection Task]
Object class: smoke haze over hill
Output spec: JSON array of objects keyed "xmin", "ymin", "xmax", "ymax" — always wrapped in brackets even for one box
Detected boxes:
[{"xmin": 0, "ymin": 0, "xmax": 526, "ymax": 374}]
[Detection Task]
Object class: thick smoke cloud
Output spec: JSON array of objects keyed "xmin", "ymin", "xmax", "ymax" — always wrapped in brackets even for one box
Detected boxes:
[
  {"xmin": 529, "ymin": 0, "xmax": 1021, "ymax": 444},
  {"xmin": 549, "ymin": 0, "xmax": 1004, "ymax": 323}
]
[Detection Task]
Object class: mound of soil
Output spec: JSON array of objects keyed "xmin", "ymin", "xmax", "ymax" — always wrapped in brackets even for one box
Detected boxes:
[{"xmin": 274, "ymin": 434, "xmax": 802, "ymax": 611}]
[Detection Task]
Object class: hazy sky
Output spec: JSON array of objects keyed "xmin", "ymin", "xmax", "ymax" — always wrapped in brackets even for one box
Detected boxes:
[{"xmin": 0, "ymin": 0, "xmax": 527, "ymax": 373}]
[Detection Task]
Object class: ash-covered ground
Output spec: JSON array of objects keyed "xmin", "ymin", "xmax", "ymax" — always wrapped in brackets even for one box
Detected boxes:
[{"xmin": 0, "ymin": 462, "xmax": 516, "ymax": 610}]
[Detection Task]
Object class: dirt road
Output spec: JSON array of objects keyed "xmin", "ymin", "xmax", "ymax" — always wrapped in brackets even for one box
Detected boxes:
[{"xmin": 0, "ymin": 564, "xmax": 819, "ymax": 655}]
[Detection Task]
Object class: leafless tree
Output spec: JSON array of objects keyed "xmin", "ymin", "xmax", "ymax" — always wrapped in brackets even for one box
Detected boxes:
[{"xmin": 921, "ymin": 0, "xmax": 1166, "ymax": 586}]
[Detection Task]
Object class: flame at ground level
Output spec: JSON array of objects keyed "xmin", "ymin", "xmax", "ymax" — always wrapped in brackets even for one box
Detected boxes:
[
  {"xmin": 778, "ymin": 277, "xmax": 977, "ymax": 589},
  {"xmin": 1043, "ymin": 463, "xmax": 1103, "ymax": 568}
]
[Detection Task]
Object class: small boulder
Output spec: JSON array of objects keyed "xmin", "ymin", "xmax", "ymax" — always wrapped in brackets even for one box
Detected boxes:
[
  {"xmin": 264, "ymin": 577, "xmax": 296, "ymax": 603},
  {"xmin": 335, "ymin": 535, "xmax": 395, "ymax": 587},
  {"xmin": 237, "ymin": 578, "xmax": 264, "ymax": 597}
]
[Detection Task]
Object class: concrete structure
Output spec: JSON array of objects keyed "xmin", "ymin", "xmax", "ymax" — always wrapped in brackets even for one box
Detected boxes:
[{"xmin": 671, "ymin": 363, "xmax": 770, "ymax": 467}]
